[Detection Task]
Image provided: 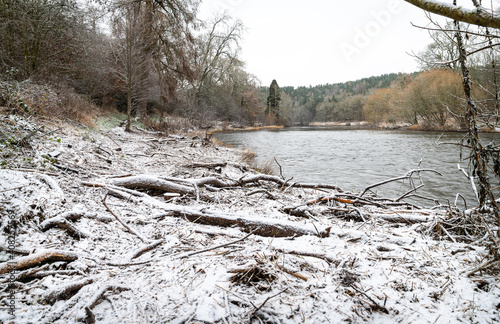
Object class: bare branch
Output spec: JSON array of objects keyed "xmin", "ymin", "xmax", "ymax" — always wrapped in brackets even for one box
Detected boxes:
[{"xmin": 405, "ymin": 0, "xmax": 500, "ymax": 28}]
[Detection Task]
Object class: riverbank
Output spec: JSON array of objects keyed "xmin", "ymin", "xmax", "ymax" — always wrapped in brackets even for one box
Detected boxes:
[
  {"xmin": 210, "ymin": 124, "xmax": 284, "ymax": 133},
  {"xmin": 1, "ymin": 115, "xmax": 498, "ymax": 323},
  {"xmin": 310, "ymin": 120, "xmax": 500, "ymax": 132}
]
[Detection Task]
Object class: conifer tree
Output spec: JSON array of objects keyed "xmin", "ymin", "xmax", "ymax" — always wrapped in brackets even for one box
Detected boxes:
[{"xmin": 266, "ymin": 79, "xmax": 281, "ymax": 120}]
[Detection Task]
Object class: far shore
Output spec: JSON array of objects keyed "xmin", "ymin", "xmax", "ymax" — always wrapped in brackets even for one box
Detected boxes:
[
  {"xmin": 311, "ymin": 121, "xmax": 500, "ymax": 132},
  {"xmin": 210, "ymin": 120, "xmax": 500, "ymax": 134}
]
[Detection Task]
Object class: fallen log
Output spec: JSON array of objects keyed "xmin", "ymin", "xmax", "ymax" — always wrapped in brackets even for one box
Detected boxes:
[
  {"xmin": 0, "ymin": 264, "xmax": 49, "ymax": 284},
  {"xmin": 40, "ymin": 216, "xmax": 91, "ymax": 239},
  {"xmin": 371, "ymin": 212, "xmax": 440, "ymax": 223},
  {"xmin": 41, "ymin": 277, "xmax": 95, "ymax": 305},
  {"xmin": 108, "ymin": 174, "xmax": 344, "ymax": 197},
  {"xmin": 183, "ymin": 162, "xmax": 227, "ymax": 169},
  {"xmin": 97, "ymin": 184, "xmax": 331, "ymax": 238},
  {"xmin": 111, "ymin": 175, "xmax": 197, "ymax": 196},
  {"xmin": 164, "ymin": 206, "xmax": 331, "ymax": 238},
  {"xmin": 0, "ymin": 250, "xmax": 79, "ymax": 275}
]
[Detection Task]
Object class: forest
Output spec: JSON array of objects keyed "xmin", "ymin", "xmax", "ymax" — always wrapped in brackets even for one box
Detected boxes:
[
  {"xmin": 1, "ymin": 0, "xmax": 499, "ymax": 131},
  {"xmin": 0, "ymin": 0, "xmax": 264, "ymax": 130},
  {"xmin": 1, "ymin": 1, "xmax": 500, "ymax": 323}
]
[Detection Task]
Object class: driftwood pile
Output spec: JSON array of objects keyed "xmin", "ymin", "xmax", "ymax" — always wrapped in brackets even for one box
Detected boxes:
[{"xmin": 1, "ymin": 116, "xmax": 499, "ymax": 323}]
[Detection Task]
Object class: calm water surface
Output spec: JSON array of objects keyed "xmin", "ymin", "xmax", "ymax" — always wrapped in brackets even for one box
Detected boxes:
[{"xmin": 214, "ymin": 127, "xmax": 500, "ymax": 207}]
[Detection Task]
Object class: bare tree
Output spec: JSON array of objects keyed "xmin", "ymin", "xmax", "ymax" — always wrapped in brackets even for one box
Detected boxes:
[
  {"xmin": 185, "ymin": 13, "xmax": 245, "ymax": 121},
  {"xmin": 0, "ymin": 0, "xmax": 88, "ymax": 79},
  {"xmin": 110, "ymin": 2, "xmax": 150, "ymax": 131},
  {"xmin": 406, "ymin": 0, "xmax": 500, "ymax": 259}
]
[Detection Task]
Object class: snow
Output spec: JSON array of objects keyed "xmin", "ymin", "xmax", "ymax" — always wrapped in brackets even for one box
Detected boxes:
[{"xmin": 0, "ymin": 116, "xmax": 498, "ymax": 323}]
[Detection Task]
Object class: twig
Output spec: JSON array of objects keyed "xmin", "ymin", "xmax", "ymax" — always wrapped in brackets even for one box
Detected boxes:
[
  {"xmin": 464, "ymin": 259, "xmax": 500, "ymax": 277},
  {"xmin": 129, "ymin": 240, "xmax": 163, "ymax": 260},
  {"xmin": 350, "ymin": 285, "xmax": 389, "ymax": 314},
  {"xmin": 53, "ymin": 164, "xmax": 80, "ymax": 173},
  {"xmin": 251, "ymin": 288, "xmax": 288, "ymax": 317},
  {"xmin": 102, "ymin": 195, "xmax": 148, "ymax": 244},
  {"xmin": 274, "ymin": 263, "xmax": 308, "ymax": 281},
  {"xmin": 439, "ymin": 224, "xmax": 457, "ymax": 243},
  {"xmin": 178, "ymin": 230, "xmax": 256, "ymax": 259},
  {"xmin": 395, "ymin": 184, "xmax": 424, "ymax": 202},
  {"xmin": 0, "ymin": 185, "xmax": 27, "ymax": 193},
  {"xmin": 272, "ymin": 248, "xmax": 336, "ymax": 264},
  {"xmin": 359, "ymin": 169, "xmax": 442, "ymax": 197},
  {"xmin": 274, "ymin": 157, "xmax": 284, "ymax": 180}
]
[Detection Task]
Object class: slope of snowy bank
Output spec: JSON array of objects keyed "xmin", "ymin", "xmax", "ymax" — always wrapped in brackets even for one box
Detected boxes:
[{"xmin": 0, "ymin": 116, "xmax": 498, "ymax": 323}]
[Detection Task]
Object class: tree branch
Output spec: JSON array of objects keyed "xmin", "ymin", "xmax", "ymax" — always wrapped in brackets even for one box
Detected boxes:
[{"xmin": 404, "ymin": 0, "xmax": 500, "ymax": 28}]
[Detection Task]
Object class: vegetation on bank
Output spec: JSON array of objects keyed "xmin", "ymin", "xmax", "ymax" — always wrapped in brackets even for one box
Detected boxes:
[{"xmin": 1, "ymin": 1, "xmax": 500, "ymax": 134}]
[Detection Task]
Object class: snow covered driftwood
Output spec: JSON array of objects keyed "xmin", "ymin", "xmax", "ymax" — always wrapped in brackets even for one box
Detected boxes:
[
  {"xmin": 0, "ymin": 250, "xmax": 79, "ymax": 275},
  {"xmin": 98, "ymin": 182, "xmax": 332, "ymax": 238}
]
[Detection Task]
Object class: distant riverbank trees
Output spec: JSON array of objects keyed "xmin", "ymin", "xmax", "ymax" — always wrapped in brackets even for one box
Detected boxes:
[
  {"xmin": 266, "ymin": 73, "xmax": 402, "ymax": 126},
  {"xmin": 363, "ymin": 69, "xmax": 471, "ymax": 129}
]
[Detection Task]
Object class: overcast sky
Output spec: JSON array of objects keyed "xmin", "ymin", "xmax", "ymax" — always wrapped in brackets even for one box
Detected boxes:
[{"xmin": 198, "ymin": 0, "xmax": 453, "ymax": 87}]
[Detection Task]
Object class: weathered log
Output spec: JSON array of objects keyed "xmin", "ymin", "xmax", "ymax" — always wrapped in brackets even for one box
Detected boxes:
[
  {"xmin": 0, "ymin": 250, "xmax": 79, "ymax": 274},
  {"xmin": 100, "ymin": 184, "xmax": 331, "ymax": 238},
  {"xmin": 41, "ymin": 277, "xmax": 95, "ymax": 305},
  {"xmin": 370, "ymin": 212, "xmax": 439, "ymax": 223},
  {"xmin": 111, "ymin": 175, "xmax": 197, "ymax": 196},
  {"xmin": 272, "ymin": 247, "xmax": 337, "ymax": 264},
  {"xmin": 168, "ymin": 207, "xmax": 330, "ymax": 238},
  {"xmin": 183, "ymin": 162, "xmax": 227, "ymax": 169},
  {"xmin": 40, "ymin": 216, "xmax": 91, "ymax": 239},
  {"xmin": 108, "ymin": 174, "xmax": 344, "ymax": 196},
  {"xmin": 0, "ymin": 264, "xmax": 49, "ymax": 284}
]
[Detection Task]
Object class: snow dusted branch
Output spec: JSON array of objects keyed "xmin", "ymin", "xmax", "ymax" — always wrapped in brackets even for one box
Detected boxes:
[
  {"xmin": 0, "ymin": 250, "xmax": 79, "ymax": 275},
  {"xmin": 404, "ymin": 0, "xmax": 500, "ymax": 28}
]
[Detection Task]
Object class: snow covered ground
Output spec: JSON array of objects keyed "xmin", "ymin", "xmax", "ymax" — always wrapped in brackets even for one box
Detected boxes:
[{"xmin": 0, "ymin": 115, "xmax": 498, "ymax": 323}]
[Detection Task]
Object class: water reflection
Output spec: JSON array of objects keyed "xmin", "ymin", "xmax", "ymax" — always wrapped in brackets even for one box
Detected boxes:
[{"xmin": 214, "ymin": 127, "xmax": 500, "ymax": 208}]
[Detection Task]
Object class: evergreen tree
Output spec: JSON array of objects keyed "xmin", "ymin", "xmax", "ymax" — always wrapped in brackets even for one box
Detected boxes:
[{"xmin": 266, "ymin": 79, "xmax": 281, "ymax": 119}]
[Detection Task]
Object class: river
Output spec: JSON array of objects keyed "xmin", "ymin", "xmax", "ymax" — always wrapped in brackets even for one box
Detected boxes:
[{"xmin": 214, "ymin": 126, "xmax": 500, "ymax": 208}]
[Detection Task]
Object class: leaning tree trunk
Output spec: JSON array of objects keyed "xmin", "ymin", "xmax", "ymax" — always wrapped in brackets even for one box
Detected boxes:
[{"xmin": 454, "ymin": 14, "xmax": 500, "ymax": 238}]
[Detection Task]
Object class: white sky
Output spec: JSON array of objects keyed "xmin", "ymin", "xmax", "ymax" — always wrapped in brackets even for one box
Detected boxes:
[{"xmin": 198, "ymin": 0, "xmax": 450, "ymax": 87}]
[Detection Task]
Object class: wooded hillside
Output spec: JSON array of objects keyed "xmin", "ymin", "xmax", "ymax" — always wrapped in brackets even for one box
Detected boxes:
[{"xmin": 265, "ymin": 73, "xmax": 409, "ymax": 125}]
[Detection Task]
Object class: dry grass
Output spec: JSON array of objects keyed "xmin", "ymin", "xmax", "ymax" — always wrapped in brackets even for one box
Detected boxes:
[
  {"xmin": 241, "ymin": 148, "xmax": 256, "ymax": 162},
  {"xmin": 240, "ymin": 148, "xmax": 275, "ymax": 175},
  {"xmin": 0, "ymin": 80, "xmax": 100, "ymax": 127}
]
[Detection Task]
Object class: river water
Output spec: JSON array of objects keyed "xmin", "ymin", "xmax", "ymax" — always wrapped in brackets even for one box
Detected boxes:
[{"xmin": 214, "ymin": 126, "xmax": 500, "ymax": 207}]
